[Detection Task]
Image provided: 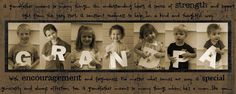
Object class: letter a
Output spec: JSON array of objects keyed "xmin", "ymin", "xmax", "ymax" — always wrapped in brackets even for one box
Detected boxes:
[
  {"xmin": 199, "ymin": 46, "xmax": 217, "ymax": 68},
  {"xmin": 78, "ymin": 51, "xmax": 93, "ymax": 68}
]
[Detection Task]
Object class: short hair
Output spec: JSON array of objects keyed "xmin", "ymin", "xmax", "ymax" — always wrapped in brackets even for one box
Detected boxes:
[
  {"xmin": 76, "ymin": 25, "xmax": 97, "ymax": 52},
  {"xmin": 109, "ymin": 25, "xmax": 125, "ymax": 39},
  {"xmin": 139, "ymin": 23, "xmax": 158, "ymax": 39},
  {"xmin": 17, "ymin": 24, "xmax": 31, "ymax": 35},
  {"xmin": 173, "ymin": 24, "xmax": 188, "ymax": 36},
  {"xmin": 43, "ymin": 24, "xmax": 57, "ymax": 36},
  {"xmin": 207, "ymin": 24, "xmax": 221, "ymax": 35}
]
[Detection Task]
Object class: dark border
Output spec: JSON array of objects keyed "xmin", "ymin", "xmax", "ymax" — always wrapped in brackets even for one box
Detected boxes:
[{"xmin": 4, "ymin": 20, "xmax": 232, "ymax": 72}]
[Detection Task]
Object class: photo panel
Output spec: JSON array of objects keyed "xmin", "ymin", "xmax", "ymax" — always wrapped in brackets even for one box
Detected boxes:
[
  {"xmin": 39, "ymin": 23, "xmax": 71, "ymax": 70},
  {"xmin": 164, "ymin": 23, "xmax": 197, "ymax": 70},
  {"xmin": 5, "ymin": 22, "xmax": 230, "ymax": 71},
  {"xmin": 102, "ymin": 23, "xmax": 135, "ymax": 70},
  {"xmin": 70, "ymin": 22, "xmax": 104, "ymax": 70},
  {"xmin": 196, "ymin": 23, "xmax": 228, "ymax": 70},
  {"xmin": 133, "ymin": 23, "xmax": 166, "ymax": 69},
  {"xmin": 7, "ymin": 23, "xmax": 40, "ymax": 70}
]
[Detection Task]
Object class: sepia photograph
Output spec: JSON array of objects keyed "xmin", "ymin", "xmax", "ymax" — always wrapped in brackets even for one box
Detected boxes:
[
  {"xmin": 7, "ymin": 22, "xmax": 229, "ymax": 71},
  {"xmin": 1, "ymin": 0, "xmax": 234, "ymax": 94}
]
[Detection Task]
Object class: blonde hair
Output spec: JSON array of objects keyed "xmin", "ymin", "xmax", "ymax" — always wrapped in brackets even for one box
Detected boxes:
[
  {"xmin": 76, "ymin": 25, "xmax": 97, "ymax": 52},
  {"xmin": 173, "ymin": 24, "xmax": 188, "ymax": 36},
  {"xmin": 17, "ymin": 24, "xmax": 31, "ymax": 35}
]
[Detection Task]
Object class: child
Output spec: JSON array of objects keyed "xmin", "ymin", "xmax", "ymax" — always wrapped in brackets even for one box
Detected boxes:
[
  {"xmin": 167, "ymin": 24, "xmax": 196, "ymax": 70},
  {"xmin": 203, "ymin": 24, "xmax": 225, "ymax": 69},
  {"xmin": 42, "ymin": 24, "xmax": 71, "ymax": 70},
  {"xmin": 134, "ymin": 23, "xmax": 165, "ymax": 69},
  {"xmin": 70, "ymin": 25, "xmax": 102, "ymax": 70},
  {"xmin": 105, "ymin": 25, "xmax": 129, "ymax": 69},
  {"xmin": 8, "ymin": 24, "xmax": 39, "ymax": 70}
]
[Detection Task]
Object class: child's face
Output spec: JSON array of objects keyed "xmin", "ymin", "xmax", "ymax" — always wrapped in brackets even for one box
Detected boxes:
[
  {"xmin": 143, "ymin": 31, "xmax": 156, "ymax": 42},
  {"xmin": 174, "ymin": 31, "xmax": 187, "ymax": 43},
  {"xmin": 18, "ymin": 30, "xmax": 30, "ymax": 44},
  {"xmin": 209, "ymin": 29, "xmax": 221, "ymax": 43},
  {"xmin": 81, "ymin": 31, "xmax": 93, "ymax": 47},
  {"xmin": 110, "ymin": 29, "xmax": 122, "ymax": 42},
  {"xmin": 45, "ymin": 29, "xmax": 58, "ymax": 41}
]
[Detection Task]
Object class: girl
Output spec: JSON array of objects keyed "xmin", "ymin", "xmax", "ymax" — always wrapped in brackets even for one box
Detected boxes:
[
  {"xmin": 134, "ymin": 23, "xmax": 165, "ymax": 69},
  {"xmin": 70, "ymin": 25, "xmax": 102, "ymax": 70},
  {"xmin": 105, "ymin": 25, "xmax": 130, "ymax": 69}
]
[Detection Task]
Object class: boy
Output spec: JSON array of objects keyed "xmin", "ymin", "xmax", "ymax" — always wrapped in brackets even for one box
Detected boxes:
[
  {"xmin": 42, "ymin": 24, "xmax": 71, "ymax": 70},
  {"xmin": 8, "ymin": 24, "xmax": 39, "ymax": 70},
  {"xmin": 167, "ymin": 24, "xmax": 196, "ymax": 70},
  {"xmin": 203, "ymin": 24, "xmax": 225, "ymax": 69}
]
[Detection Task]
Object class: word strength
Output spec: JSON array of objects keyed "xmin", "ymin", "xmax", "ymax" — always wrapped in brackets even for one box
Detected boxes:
[{"xmin": 175, "ymin": 2, "xmax": 208, "ymax": 9}]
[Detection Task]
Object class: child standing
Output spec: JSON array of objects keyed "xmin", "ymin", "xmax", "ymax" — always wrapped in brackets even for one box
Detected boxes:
[
  {"xmin": 105, "ymin": 25, "xmax": 129, "ymax": 69},
  {"xmin": 70, "ymin": 25, "xmax": 102, "ymax": 70},
  {"xmin": 42, "ymin": 24, "xmax": 71, "ymax": 70},
  {"xmin": 134, "ymin": 23, "xmax": 165, "ymax": 69},
  {"xmin": 203, "ymin": 24, "xmax": 225, "ymax": 69},
  {"xmin": 167, "ymin": 24, "xmax": 196, "ymax": 70},
  {"xmin": 8, "ymin": 24, "xmax": 39, "ymax": 70}
]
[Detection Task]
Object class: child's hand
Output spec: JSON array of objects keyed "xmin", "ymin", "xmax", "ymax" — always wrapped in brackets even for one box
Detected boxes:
[
  {"xmin": 14, "ymin": 63, "xmax": 31, "ymax": 69},
  {"xmin": 24, "ymin": 64, "xmax": 32, "ymax": 69},
  {"xmin": 64, "ymin": 53, "xmax": 70, "ymax": 58},
  {"xmin": 140, "ymin": 52, "xmax": 149, "ymax": 59},
  {"xmin": 71, "ymin": 57, "xmax": 76, "ymax": 63},
  {"xmin": 95, "ymin": 63, "xmax": 102, "ymax": 69},
  {"xmin": 154, "ymin": 52, "xmax": 164, "ymax": 58},
  {"xmin": 14, "ymin": 63, "xmax": 22, "ymax": 69},
  {"xmin": 104, "ymin": 51, "xmax": 112, "ymax": 58},
  {"xmin": 90, "ymin": 61, "xmax": 102, "ymax": 69},
  {"xmin": 72, "ymin": 61, "xmax": 81, "ymax": 68},
  {"xmin": 46, "ymin": 55, "xmax": 55, "ymax": 61},
  {"xmin": 126, "ymin": 51, "xmax": 131, "ymax": 58},
  {"xmin": 90, "ymin": 61, "xmax": 97, "ymax": 66},
  {"xmin": 181, "ymin": 52, "xmax": 191, "ymax": 58},
  {"xmin": 169, "ymin": 57, "xmax": 177, "ymax": 63}
]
